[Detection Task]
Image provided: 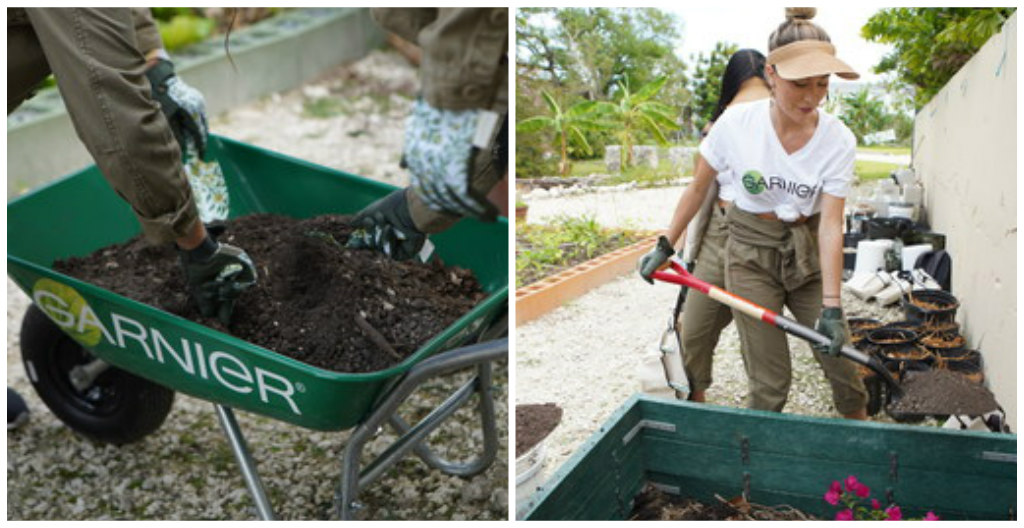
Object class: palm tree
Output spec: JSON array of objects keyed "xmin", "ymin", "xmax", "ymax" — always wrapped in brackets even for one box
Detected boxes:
[
  {"xmin": 516, "ymin": 90, "xmax": 606, "ymax": 176},
  {"xmin": 594, "ymin": 76, "xmax": 679, "ymax": 169}
]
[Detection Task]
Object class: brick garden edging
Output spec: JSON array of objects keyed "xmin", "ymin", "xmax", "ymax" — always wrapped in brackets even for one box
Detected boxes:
[{"xmin": 515, "ymin": 235, "xmax": 658, "ymax": 325}]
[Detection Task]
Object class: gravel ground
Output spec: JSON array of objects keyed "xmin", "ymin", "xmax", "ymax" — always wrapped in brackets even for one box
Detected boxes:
[
  {"xmin": 515, "ymin": 182, "xmax": 910, "ymax": 503},
  {"xmin": 6, "ymin": 49, "xmax": 508, "ymax": 521}
]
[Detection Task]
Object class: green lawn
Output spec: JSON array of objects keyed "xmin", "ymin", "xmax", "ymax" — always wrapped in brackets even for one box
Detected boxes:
[
  {"xmin": 855, "ymin": 159, "xmax": 904, "ymax": 182},
  {"xmin": 858, "ymin": 145, "xmax": 911, "ymax": 156}
]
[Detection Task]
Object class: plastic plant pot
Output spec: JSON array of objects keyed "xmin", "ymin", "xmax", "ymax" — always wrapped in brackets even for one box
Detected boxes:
[{"xmin": 902, "ymin": 290, "xmax": 959, "ymax": 326}]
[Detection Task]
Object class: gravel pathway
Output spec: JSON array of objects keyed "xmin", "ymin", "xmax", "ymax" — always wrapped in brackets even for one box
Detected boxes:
[
  {"xmin": 515, "ymin": 182, "xmax": 905, "ymax": 500},
  {"xmin": 6, "ymin": 49, "xmax": 507, "ymax": 521}
]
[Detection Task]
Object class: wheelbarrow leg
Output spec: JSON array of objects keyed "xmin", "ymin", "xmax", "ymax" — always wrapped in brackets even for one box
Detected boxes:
[
  {"xmin": 334, "ymin": 338, "xmax": 507, "ymax": 520},
  {"xmin": 386, "ymin": 360, "xmax": 499, "ymax": 476},
  {"xmin": 214, "ymin": 404, "xmax": 277, "ymax": 520}
]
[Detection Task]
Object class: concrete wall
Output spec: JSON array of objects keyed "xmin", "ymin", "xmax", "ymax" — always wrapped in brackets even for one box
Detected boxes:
[
  {"xmin": 7, "ymin": 8, "xmax": 385, "ymax": 197},
  {"xmin": 913, "ymin": 14, "xmax": 1016, "ymax": 428}
]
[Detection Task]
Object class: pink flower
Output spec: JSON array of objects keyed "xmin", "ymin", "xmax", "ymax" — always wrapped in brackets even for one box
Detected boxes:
[
  {"xmin": 923, "ymin": 511, "xmax": 941, "ymax": 521},
  {"xmin": 844, "ymin": 475, "xmax": 860, "ymax": 492},
  {"xmin": 824, "ymin": 489, "xmax": 841, "ymax": 505},
  {"xmin": 830, "ymin": 480, "xmax": 842, "ymax": 494},
  {"xmin": 885, "ymin": 505, "xmax": 903, "ymax": 521},
  {"xmin": 871, "ymin": 499, "xmax": 881, "ymax": 510},
  {"xmin": 853, "ymin": 482, "xmax": 871, "ymax": 498},
  {"xmin": 835, "ymin": 509, "xmax": 855, "ymax": 521}
]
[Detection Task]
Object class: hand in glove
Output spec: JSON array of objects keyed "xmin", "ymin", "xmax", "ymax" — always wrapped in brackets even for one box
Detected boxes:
[
  {"xmin": 346, "ymin": 188, "xmax": 427, "ymax": 261},
  {"xmin": 181, "ymin": 242, "xmax": 257, "ymax": 325},
  {"xmin": 146, "ymin": 58, "xmax": 209, "ymax": 160},
  {"xmin": 814, "ymin": 306, "xmax": 849, "ymax": 357},
  {"xmin": 638, "ymin": 235, "xmax": 675, "ymax": 284},
  {"xmin": 403, "ymin": 98, "xmax": 499, "ymax": 221}
]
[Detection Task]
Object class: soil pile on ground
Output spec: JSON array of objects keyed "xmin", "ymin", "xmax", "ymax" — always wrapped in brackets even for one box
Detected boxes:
[
  {"xmin": 515, "ymin": 403, "xmax": 563, "ymax": 457},
  {"xmin": 630, "ymin": 484, "xmax": 816, "ymax": 520},
  {"xmin": 52, "ymin": 214, "xmax": 487, "ymax": 373},
  {"xmin": 887, "ymin": 369, "xmax": 999, "ymax": 416}
]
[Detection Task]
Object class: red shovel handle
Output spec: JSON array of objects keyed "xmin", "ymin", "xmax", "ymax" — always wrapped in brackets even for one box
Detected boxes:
[{"xmin": 651, "ymin": 257, "xmax": 902, "ymax": 395}]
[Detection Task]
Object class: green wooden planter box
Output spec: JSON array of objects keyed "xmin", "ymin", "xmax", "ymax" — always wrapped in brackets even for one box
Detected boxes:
[
  {"xmin": 520, "ymin": 394, "xmax": 1016, "ymax": 520},
  {"xmin": 7, "ymin": 135, "xmax": 508, "ymax": 432}
]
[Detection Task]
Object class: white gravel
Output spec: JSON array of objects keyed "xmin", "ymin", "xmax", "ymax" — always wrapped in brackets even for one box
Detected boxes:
[
  {"xmin": 515, "ymin": 182, "xmax": 906, "ymax": 499},
  {"xmin": 6, "ymin": 49, "xmax": 507, "ymax": 521}
]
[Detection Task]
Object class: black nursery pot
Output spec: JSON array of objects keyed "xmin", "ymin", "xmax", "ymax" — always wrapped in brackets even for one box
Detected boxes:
[
  {"xmin": 868, "ymin": 328, "xmax": 935, "ymax": 379},
  {"xmin": 902, "ymin": 290, "xmax": 959, "ymax": 326}
]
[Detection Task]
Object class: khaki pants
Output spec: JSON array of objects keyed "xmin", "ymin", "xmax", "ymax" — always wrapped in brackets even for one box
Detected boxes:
[
  {"xmin": 724, "ymin": 214, "xmax": 867, "ymax": 415},
  {"xmin": 8, "ymin": 8, "xmax": 197, "ymax": 244},
  {"xmin": 679, "ymin": 204, "xmax": 733, "ymax": 392}
]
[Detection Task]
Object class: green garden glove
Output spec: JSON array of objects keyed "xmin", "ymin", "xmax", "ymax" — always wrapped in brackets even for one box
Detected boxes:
[
  {"xmin": 146, "ymin": 58, "xmax": 209, "ymax": 160},
  {"xmin": 814, "ymin": 306, "xmax": 848, "ymax": 357},
  {"xmin": 638, "ymin": 235, "xmax": 675, "ymax": 284},
  {"xmin": 181, "ymin": 242, "xmax": 257, "ymax": 325},
  {"xmin": 347, "ymin": 188, "xmax": 427, "ymax": 261}
]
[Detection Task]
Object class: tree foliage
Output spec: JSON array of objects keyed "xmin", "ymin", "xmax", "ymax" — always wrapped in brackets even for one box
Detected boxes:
[
  {"xmin": 516, "ymin": 91, "xmax": 609, "ymax": 176},
  {"xmin": 593, "ymin": 76, "xmax": 679, "ymax": 168},
  {"xmin": 836, "ymin": 89, "xmax": 889, "ymax": 144},
  {"xmin": 687, "ymin": 42, "xmax": 740, "ymax": 134},
  {"xmin": 862, "ymin": 7, "xmax": 1016, "ymax": 108}
]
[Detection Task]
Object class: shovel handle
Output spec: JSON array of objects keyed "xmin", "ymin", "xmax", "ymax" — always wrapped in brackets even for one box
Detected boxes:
[{"xmin": 652, "ymin": 258, "xmax": 902, "ymax": 395}]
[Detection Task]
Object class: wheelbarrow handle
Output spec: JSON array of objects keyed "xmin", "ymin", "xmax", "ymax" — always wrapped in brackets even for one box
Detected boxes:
[{"xmin": 652, "ymin": 258, "xmax": 902, "ymax": 396}]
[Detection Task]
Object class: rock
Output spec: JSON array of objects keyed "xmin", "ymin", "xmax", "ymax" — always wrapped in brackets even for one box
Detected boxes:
[
  {"xmin": 605, "ymin": 146, "xmax": 622, "ymax": 173},
  {"xmin": 632, "ymin": 145, "xmax": 658, "ymax": 169}
]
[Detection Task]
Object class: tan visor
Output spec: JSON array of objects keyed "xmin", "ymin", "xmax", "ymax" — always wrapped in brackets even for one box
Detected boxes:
[{"xmin": 767, "ymin": 40, "xmax": 859, "ymax": 80}]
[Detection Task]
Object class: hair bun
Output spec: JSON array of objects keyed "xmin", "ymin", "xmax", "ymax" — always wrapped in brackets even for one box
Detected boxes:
[{"xmin": 785, "ymin": 7, "xmax": 817, "ymax": 21}]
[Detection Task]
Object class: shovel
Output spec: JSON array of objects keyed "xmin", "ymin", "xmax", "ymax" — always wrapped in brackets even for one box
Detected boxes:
[{"xmin": 651, "ymin": 257, "xmax": 903, "ymax": 398}]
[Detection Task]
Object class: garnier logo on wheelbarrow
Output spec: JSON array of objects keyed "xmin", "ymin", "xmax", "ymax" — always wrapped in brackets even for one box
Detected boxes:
[{"xmin": 31, "ymin": 278, "xmax": 303, "ymax": 416}]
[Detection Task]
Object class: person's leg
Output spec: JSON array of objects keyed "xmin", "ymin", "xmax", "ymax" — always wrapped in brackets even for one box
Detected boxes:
[
  {"xmin": 787, "ymin": 281, "xmax": 868, "ymax": 419},
  {"xmin": 24, "ymin": 8, "xmax": 200, "ymax": 245},
  {"xmin": 725, "ymin": 239, "xmax": 792, "ymax": 412},
  {"xmin": 7, "ymin": 9, "xmax": 53, "ymax": 113},
  {"xmin": 680, "ymin": 209, "xmax": 733, "ymax": 401}
]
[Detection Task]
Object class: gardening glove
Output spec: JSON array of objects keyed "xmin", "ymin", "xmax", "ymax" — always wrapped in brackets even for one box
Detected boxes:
[
  {"xmin": 402, "ymin": 98, "xmax": 500, "ymax": 222},
  {"xmin": 181, "ymin": 241, "xmax": 257, "ymax": 325},
  {"xmin": 346, "ymin": 188, "xmax": 427, "ymax": 261},
  {"xmin": 146, "ymin": 58, "xmax": 209, "ymax": 160},
  {"xmin": 638, "ymin": 235, "xmax": 675, "ymax": 284},
  {"xmin": 814, "ymin": 306, "xmax": 848, "ymax": 357}
]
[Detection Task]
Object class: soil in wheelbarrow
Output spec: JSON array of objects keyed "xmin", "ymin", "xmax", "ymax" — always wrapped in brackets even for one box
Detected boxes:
[
  {"xmin": 629, "ymin": 484, "xmax": 817, "ymax": 520},
  {"xmin": 887, "ymin": 369, "xmax": 999, "ymax": 417},
  {"xmin": 515, "ymin": 403, "xmax": 562, "ymax": 457},
  {"xmin": 52, "ymin": 214, "xmax": 487, "ymax": 373}
]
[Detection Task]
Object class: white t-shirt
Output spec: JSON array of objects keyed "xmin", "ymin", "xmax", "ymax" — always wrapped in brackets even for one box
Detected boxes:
[{"xmin": 699, "ymin": 99, "xmax": 856, "ymax": 220}]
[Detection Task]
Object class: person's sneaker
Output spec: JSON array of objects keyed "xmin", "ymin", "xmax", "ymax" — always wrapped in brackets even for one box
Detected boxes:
[{"xmin": 7, "ymin": 387, "xmax": 29, "ymax": 430}]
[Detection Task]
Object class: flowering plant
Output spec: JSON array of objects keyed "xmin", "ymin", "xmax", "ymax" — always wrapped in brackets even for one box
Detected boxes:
[{"xmin": 824, "ymin": 475, "xmax": 940, "ymax": 521}]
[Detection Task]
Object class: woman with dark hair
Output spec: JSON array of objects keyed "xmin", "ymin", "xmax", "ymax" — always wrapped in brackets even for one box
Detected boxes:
[
  {"xmin": 641, "ymin": 8, "xmax": 868, "ymax": 419},
  {"xmin": 670, "ymin": 49, "xmax": 770, "ymax": 403}
]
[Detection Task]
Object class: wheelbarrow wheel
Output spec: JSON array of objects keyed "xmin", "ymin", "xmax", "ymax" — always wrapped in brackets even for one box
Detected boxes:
[{"xmin": 19, "ymin": 304, "xmax": 175, "ymax": 445}]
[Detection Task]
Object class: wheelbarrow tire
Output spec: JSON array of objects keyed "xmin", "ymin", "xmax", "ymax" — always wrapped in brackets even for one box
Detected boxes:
[{"xmin": 20, "ymin": 304, "xmax": 175, "ymax": 445}]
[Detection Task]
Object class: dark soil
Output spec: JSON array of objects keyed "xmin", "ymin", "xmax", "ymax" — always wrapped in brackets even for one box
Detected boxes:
[
  {"xmin": 515, "ymin": 403, "xmax": 562, "ymax": 457},
  {"xmin": 630, "ymin": 484, "xmax": 816, "ymax": 521},
  {"xmin": 888, "ymin": 369, "xmax": 999, "ymax": 416},
  {"xmin": 52, "ymin": 214, "xmax": 487, "ymax": 373}
]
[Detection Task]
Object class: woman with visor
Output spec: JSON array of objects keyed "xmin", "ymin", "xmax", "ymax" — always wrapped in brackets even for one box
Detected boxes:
[{"xmin": 641, "ymin": 8, "xmax": 868, "ymax": 419}]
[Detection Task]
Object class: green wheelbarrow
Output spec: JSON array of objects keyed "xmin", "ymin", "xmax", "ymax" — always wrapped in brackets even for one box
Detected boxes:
[{"xmin": 7, "ymin": 135, "xmax": 509, "ymax": 520}]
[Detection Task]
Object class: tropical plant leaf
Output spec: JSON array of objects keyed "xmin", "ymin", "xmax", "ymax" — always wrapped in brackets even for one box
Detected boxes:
[
  {"xmin": 567, "ymin": 126, "xmax": 594, "ymax": 155},
  {"xmin": 640, "ymin": 114, "xmax": 670, "ymax": 145},
  {"xmin": 516, "ymin": 116, "xmax": 555, "ymax": 133},
  {"xmin": 540, "ymin": 90, "xmax": 561, "ymax": 115},
  {"xmin": 632, "ymin": 76, "xmax": 668, "ymax": 103}
]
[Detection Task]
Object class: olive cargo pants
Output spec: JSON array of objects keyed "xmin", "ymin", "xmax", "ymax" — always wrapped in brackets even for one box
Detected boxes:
[
  {"xmin": 8, "ymin": 8, "xmax": 198, "ymax": 244},
  {"xmin": 679, "ymin": 204, "xmax": 734, "ymax": 392},
  {"xmin": 724, "ymin": 209, "xmax": 867, "ymax": 415}
]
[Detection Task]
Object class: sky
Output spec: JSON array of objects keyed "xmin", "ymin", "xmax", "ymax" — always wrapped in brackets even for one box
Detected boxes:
[{"xmin": 668, "ymin": 5, "xmax": 896, "ymax": 84}]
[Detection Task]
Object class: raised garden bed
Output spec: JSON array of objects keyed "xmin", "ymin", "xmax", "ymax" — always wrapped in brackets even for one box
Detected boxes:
[{"xmin": 515, "ymin": 219, "xmax": 649, "ymax": 288}]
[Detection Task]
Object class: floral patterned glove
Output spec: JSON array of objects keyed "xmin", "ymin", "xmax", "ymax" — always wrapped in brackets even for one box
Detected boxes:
[
  {"xmin": 146, "ymin": 58, "xmax": 209, "ymax": 160},
  {"xmin": 403, "ymin": 99, "xmax": 498, "ymax": 221}
]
